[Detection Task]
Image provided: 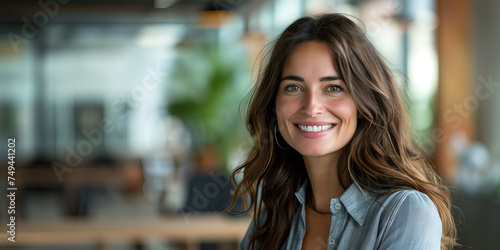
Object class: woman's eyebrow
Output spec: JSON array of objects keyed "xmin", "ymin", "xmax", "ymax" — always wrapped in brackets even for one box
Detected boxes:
[
  {"xmin": 280, "ymin": 75, "xmax": 304, "ymax": 82},
  {"xmin": 280, "ymin": 75, "xmax": 342, "ymax": 82},
  {"xmin": 319, "ymin": 76, "xmax": 342, "ymax": 81}
]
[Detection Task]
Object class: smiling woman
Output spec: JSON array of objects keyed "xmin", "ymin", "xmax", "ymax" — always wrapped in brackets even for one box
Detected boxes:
[{"xmin": 226, "ymin": 13, "xmax": 457, "ymax": 250}]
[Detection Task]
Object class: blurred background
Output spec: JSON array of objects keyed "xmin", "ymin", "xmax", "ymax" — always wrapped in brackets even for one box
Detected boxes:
[{"xmin": 0, "ymin": 0, "xmax": 499, "ymax": 249}]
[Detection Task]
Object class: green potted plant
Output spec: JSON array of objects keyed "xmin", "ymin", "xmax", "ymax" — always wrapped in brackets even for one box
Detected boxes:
[{"xmin": 166, "ymin": 43, "xmax": 250, "ymax": 169}]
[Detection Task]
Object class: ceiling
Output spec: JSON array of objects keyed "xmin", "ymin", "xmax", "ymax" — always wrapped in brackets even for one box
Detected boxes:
[{"xmin": 0, "ymin": 0, "xmax": 263, "ymax": 24}]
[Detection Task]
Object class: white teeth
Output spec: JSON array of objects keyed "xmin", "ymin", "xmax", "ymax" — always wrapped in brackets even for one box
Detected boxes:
[{"xmin": 297, "ymin": 124, "xmax": 333, "ymax": 132}]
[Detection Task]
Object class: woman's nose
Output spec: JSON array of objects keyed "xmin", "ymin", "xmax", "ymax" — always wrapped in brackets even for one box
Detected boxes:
[{"xmin": 301, "ymin": 91, "xmax": 324, "ymax": 117}]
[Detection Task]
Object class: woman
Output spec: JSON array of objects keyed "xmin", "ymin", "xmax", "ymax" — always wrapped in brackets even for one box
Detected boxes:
[{"xmin": 226, "ymin": 13, "xmax": 457, "ymax": 249}]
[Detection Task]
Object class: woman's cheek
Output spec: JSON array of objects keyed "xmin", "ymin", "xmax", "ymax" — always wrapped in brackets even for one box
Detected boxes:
[
  {"xmin": 330, "ymin": 97, "xmax": 357, "ymax": 119},
  {"xmin": 276, "ymin": 99, "xmax": 297, "ymax": 135}
]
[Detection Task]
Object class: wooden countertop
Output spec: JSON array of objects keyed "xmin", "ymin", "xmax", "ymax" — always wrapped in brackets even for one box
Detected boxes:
[{"xmin": 0, "ymin": 215, "xmax": 251, "ymax": 249}]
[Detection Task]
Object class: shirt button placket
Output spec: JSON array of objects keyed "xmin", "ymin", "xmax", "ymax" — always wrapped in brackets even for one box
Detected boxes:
[
  {"xmin": 329, "ymin": 237, "xmax": 336, "ymax": 246},
  {"xmin": 334, "ymin": 202, "xmax": 341, "ymax": 211},
  {"xmin": 330, "ymin": 202, "xmax": 342, "ymax": 249}
]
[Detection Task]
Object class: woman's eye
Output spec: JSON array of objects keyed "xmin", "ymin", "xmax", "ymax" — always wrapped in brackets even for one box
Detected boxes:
[
  {"xmin": 285, "ymin": 85, "xmax": 301, "ymax": 92},
  {"xmin": 326, "ymin": 85, "xmax": 342, "ymax": 93}
]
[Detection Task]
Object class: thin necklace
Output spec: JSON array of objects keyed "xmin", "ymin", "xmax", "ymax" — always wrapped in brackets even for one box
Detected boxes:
[
  {"xmin": 306, "ymin": 203, "xmax": 331, "ymax": 224},
  {"xmin": 306, "ymin": 183, "xmax": 332, "ymax": 215},
  {"xmin": 307, "ymin": 202, "xmax": 332, "ymax": 215}
]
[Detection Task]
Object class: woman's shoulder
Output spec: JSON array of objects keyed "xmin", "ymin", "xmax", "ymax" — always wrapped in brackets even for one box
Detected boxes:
[
  {"xmin": 374, "ymin": 188, "xmax": 437, "ymax": 211},
  {"xmin": 363, "ymin": 189, "xmax": 443, "ymax": 249},
  {"xmin": 372, "ymin": 188, "xmax": 442, "ymax": 231}
]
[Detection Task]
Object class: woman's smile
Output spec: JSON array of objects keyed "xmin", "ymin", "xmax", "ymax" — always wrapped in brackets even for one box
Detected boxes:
[
  {"xmin": 294, "ymin": 122, "xmax": 337, "ymax": 139},
  {"xmin": 297, "ymin": 124, "xmax": 334, "ymax": 132}
]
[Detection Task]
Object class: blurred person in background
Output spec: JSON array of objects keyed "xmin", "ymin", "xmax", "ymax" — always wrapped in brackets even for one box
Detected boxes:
[
  {"xmin": 181, "ymin": 144, "xmax": 232, "ymax": 214},
  {"xmin": 227, "ymin": 13, "xmax": 457, "ymax": 250}
]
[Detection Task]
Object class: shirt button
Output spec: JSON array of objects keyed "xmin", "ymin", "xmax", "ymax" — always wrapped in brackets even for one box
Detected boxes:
[
  {"xmin": 334, "ymin": 203, "xmax": 342, "ymax": 210},
  {"xmin": 329, "ymin": 238, "xmax": 336, "ymax": 245}
]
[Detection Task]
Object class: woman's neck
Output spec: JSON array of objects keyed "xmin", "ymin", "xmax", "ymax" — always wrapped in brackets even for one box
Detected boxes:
[{"xmin": 303, "ymin": 153, "xmax": 345, "ymax": 213}]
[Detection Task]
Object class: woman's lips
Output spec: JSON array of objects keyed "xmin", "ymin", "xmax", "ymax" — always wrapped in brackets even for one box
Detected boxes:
[{"xmin": 293, "ymin": 122, "xmax": 337, "ymax": 138}]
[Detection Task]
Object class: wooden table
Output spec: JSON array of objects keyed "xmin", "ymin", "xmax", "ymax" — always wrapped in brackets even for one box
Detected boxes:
[{"xmin": 0, "ymin": 215, "xmax": 251, "ymax": 250}]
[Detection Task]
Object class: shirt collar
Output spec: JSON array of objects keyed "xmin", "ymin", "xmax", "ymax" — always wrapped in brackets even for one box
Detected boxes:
[
  {"xmin": 339, "ymin": 183, "xmax": 377, "ymax": 226},
  {"xmin": 294, "ymin": 179, "xmax": 308, "ymax": 204},
  {"xmin": 294, "ymin": 179, "xmax": 376, "ymax": 226}
]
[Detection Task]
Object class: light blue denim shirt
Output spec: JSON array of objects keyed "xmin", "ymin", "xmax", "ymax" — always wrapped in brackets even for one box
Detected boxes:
[{"xmin": 240, "ymin": 180, "xmax": 442, "ymax": 249}]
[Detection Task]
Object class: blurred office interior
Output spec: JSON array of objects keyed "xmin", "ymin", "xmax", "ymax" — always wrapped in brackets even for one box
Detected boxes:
[{"xmin": 0, "ymin": 0, "xmax": 499, "ymax": 249}]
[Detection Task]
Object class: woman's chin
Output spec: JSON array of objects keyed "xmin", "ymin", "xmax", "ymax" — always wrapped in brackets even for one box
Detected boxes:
[{"xmin": 295, "ymin": 147, "xmax": 334, "ymax": 157}]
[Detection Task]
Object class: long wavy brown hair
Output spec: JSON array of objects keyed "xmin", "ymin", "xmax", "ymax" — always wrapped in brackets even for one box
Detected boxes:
[{"xmin": 226, "ymin": 13, "xmax": 457, "ymax": 250}]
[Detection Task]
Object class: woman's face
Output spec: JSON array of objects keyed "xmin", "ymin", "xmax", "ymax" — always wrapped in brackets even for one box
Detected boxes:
[{"xmin": 275, "ymin": 41, "xmax": 358, "ymax": 157}]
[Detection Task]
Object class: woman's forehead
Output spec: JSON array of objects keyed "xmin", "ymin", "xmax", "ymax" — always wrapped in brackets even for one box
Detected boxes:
[{"xmin": 282, "ymin": 42, "xmax": 338, "ymax": 77}]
